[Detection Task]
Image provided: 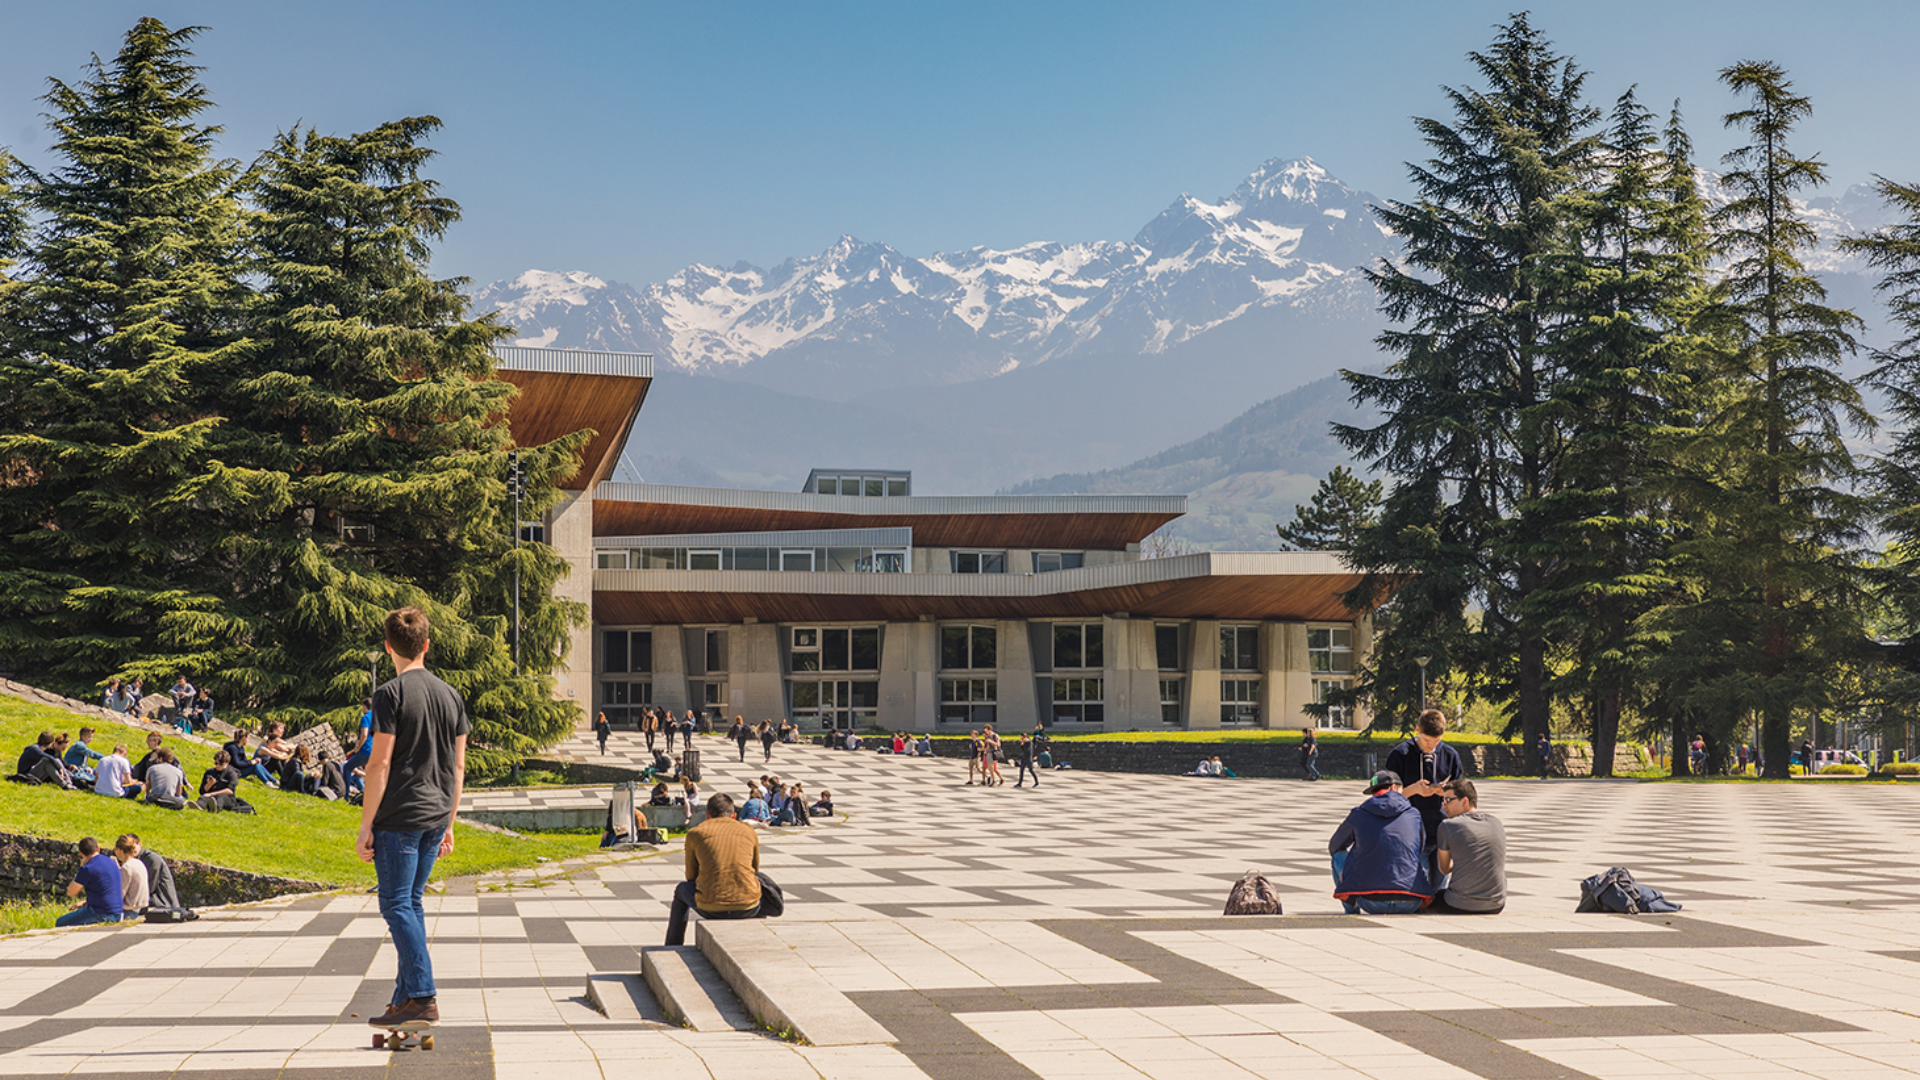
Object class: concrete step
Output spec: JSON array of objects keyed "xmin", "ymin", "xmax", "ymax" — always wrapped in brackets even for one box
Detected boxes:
[
  {"xmin": 583, "ymin": 972, "xmax": 673, "ymax": 1025},
  {"xmin": 640, "ymin": 945, "xmax": 754, "ymax": 1032},
  {"xmin": 696, "ymin": 920, "xmax": 895, "ymax": 1047}
]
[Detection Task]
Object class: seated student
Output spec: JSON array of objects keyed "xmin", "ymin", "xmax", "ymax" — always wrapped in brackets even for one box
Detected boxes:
[
  {"xmin": 280, "ymin": 744, "xmax": 318, "ymax": 795},
  {"xmin": 131, "ymin": 732, "xmax": 166, "ymax": 785},
  {"xmin": 810, "ymin": 788, "xmax": 834, "ymax": 817},
  {"xmin": 103, "ymin": 679, "xmax": 130, "ymax": 714},
  {"xmin": 222, "ymin": 729, "xmax": 276, "ymax": 786},
  {"xmin": 188, "ymin": 687, "xmax": 215, "ymax": 732},
  {"xmin": 168, "ymin": 676, "xmax": 196, "ymax": 724},
  {"xmin": 56, "ymin": 837, "xmax": 125, "ymax": 927},
  {"xmin": 680, "ymin": 778, "xmax": 700, "ymax": 810},
  {"xmin": 764, "ymin": 781, "xmax": 789, "ymax": 824},
  {"xmin": 195, "ymin": 750, "xmax": 252, "ymax": 812},
  {"xmin": 787, "ymin": 783, "xmax": 812, "ymax": 826},
  {"xmin": 315, "ymin": 750, "xmax": 347, "ymax": 800},
  {"xmin": 891, "ymin": 733, "xmax": 905, "ymax": 755},
  {"xmin": 843, "ymin": 730, "xmax": 863, "ymax": 751},
  {"xmin": 143, "ymin": 748, "xmax": 189, "ymax": 810},
  {"xmin": 648, "ymin": 782, "xmax": 675, "ymax": 807},
  {"xmin": 1192, "ymin": 757, "xmax": 1218, "ymax": 776},
  {"xmin": 64, "ymin": 726, "xmax": 106, "ymax": 778},
  {"xmin": 1212, "ymin": 756, "xmax": 1237, "ymax": 777},
  {"xmin": 1328, "ymin": 770, "xmax": 1431, "ymax": 915},
  {"xmin": 1428, "ymin": 780, "xmax": 1506, "ymax": 914},
  {"xmin": 649, "ymin": 748, "xmax": 673, "ymax": 778},
  {"xmin": 17, "ymin": 731, "xmax": 75, "ymax": 787},
  {"xmin": 50, "ymin": 733, "xmax": 93, "ymax": 786},
  {"xmin": 93, "ymin": 744, "xmax": 143, "ymax": 800},
  {"xmin": 256, "ymin": 722, "xmax": 295, "ymax": 777},
  {"xmin": 740, "ymin": 784, "xmax": 771, "ymax": 824},
  {"xmin": 916, "ymin": 733, "xmax": 933, "ymax": 756},
  {"xmin": 113, "ymin": 834, "xmax": 150, "ymax": 913},
  {"xmin": 664, "ymin": 793, "xmax": 764, "ymax": 946}
]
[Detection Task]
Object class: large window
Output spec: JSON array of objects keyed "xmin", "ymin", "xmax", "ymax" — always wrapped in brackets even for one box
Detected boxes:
[
  {"xmin": 951, "ymin": 551, "xmax": 1007, "ymax": 574},
  {"xmin": 705, "ymin": 630, "xmax": 728, "ymax": 673},
  {"xmin": 1309, "ymin": 627, "xmax": 1355, "ymax": 673},
  {"xmin": 1049, "ymin": 677, "xmax": 1103, "ymax": 725},
  {"xmin": 1313, "ymin": 678, "xmax": 1351, "ymax": 729},
  {"xmin": 1221, "ymin": 625, "xmax": 1259, "ymax": 672},
  {"xmin": 1032, "ymin": 552, "xmax": 1084, "ymax": 573},
  {"xmin": 599, "ymin": 680, "xmax": 653, "ymax": 727},
  {"xmin": 1155, "ymin": 625, "xmax": 1182, "ymax": 671},
  {"xmin": 1052, "ymin": 623, "xmax": 1104, "ymax": 670},
  {"xmin": 1221, "ymin": 678, "xmax": 1259, "ymax": 725},
  {"xmin": 602, "ymin": 630, "xmax": 653, "ymax": 674},
  {"xmin": 1159, "ymin": 679, "xmax": 1183, "ymax": 725},
  {"xmin": 791, "ymin": 627, "xmax": 880, "ymax": 672},
  {"xmin": 518, "ymin": 522, "xmax": 547, "ymax": 544},
  {"xmin": 939, "ymin": 678, "xmax": 997, "ymax": 725},
  {"xmin": 791, "ymin": 679, "xmax": 879, "ymax": 732},
  {"xmin": 940, "ymin": 624, "xmax": 997, "ymax": 670}
]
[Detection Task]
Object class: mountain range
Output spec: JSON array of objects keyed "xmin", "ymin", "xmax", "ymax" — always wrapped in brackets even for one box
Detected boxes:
[{"xmin": 474, "ymin": 158, "xmax": 1901, "ymax": 549}]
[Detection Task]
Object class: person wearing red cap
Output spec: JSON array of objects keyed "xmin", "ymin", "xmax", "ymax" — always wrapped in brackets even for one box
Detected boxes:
[{"xmin": 1328, "ymin": 769, "xmax": 1432, "ymax": 914}]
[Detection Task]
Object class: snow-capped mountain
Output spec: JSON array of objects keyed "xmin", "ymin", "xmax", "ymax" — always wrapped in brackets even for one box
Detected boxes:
[{"xmin": 473, "ymin": 157, "xmax": 1396, "ymax": 391}]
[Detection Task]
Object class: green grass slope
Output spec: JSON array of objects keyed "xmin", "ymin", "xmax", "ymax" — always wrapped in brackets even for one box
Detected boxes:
[{"xmin": 0, "ymin": 696, "xmax": 601, "ymax": 894}]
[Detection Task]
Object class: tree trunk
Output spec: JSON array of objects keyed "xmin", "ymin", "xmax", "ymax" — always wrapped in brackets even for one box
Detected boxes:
[
  {"xmin": 1671, "ymin": 714, "xmax": 1691, "ymax": 777},
  {"xmin": 1592, "ymin": 686, "xmax": 1621, "ymax": 778},
  {"xmin": 1516, "ymin": 561, "xmax": 1551, "ymax": 755}
]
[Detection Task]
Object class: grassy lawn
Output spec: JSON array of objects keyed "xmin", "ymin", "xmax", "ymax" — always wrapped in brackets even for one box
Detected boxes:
[{"xmin": 0, "ymin": 697, "xmax": 604, "ymax": 898}]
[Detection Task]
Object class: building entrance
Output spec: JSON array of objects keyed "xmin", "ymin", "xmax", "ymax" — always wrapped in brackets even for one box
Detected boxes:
[{"xmin": 790, "ymin": 679, "xmax": 878, "ymax": 732}]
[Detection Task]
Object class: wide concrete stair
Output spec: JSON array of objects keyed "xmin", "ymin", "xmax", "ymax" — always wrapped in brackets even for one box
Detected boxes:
[{"xmin": 582, "ymin": 919, "xmax": 896, "ymax": 1048}]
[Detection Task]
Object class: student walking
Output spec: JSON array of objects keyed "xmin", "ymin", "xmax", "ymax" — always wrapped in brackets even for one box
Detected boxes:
[
  {"xmin": 1300, "ymin": 728, "xmax": 1321, "ymax": 781},
  {"xmin": 664, "ymin": 711, "xmax": 677, "ymax": 754},
  {"xmin": 759, "ymin": 720, "xmax": 775, "ymax": 763},
  {"xmin": 642, "ymin": 708, "xmax": 657, "ymax": 753},
  {"xmin": 1014, "ymin": 734, "xmax": 1040, "ymax": 788},
  {"xmin": 595, "ymin": 712, "xmax": 612, "ymax": 756},
  {"xmin": 357, "ymin": 605, "xmax": 470, "ymax": 1033}
]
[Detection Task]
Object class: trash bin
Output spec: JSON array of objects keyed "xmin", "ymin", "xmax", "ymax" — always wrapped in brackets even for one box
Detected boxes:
[{"xmin": 682, "ymin": 748, "xmax": 702, "ymax": 783}]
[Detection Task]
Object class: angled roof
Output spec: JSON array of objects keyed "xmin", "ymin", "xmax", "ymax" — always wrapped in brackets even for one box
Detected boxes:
[
  {"xmin": 492, "ymin": 346, "xmax": 653, "ymax": 491},
  {"xmin": 592, "ymin": 482, "xmax": 1186, "ymax": 549},
  {"xmin": 592, "ymin": 551, "xmax": 1367, "ymax": 624}
]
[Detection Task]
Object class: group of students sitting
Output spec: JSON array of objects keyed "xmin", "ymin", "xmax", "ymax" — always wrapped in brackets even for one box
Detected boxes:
[
  {"xmin": 14, "ymin": 727, "xmax": 196, "ymax": 808},
  {"xmin": 54, "ymin": 833, "xmax": 188, "ymax": 927},
  {"xmin": 1328, "ymin": 710, "xmax": 1506, "ymax": 914},
  {"xmin": 216, "ymin": 721, "xmax": 357, "ymax": 804},
  {"xmin": 102, "ymin": 675, "xmax": 216, "ymax": 736},
  {"xmin": 736, "ymin": 774, "xmax": 833, "ymax": 826}
]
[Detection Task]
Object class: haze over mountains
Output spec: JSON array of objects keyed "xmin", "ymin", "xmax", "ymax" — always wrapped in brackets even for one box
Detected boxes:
[{"xmin": 473, "ymin": 157, "xmax": 1899, "ymax": 550}]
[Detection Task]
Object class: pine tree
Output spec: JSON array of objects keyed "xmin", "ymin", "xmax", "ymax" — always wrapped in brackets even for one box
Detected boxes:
[
  {"xmin": 1662, "ymin": 62, "xmax": 1871, "ymax": 778},
  {"xmin": 1275, "ymin": 466, "xmax": 1382, "ymax": 552},
  {"xmin": 1522, "ymin": 94, "xmax": 1713, "ymax": 776},
  {"xmin": 231, "ymin": 117, "xmax": 590, "ymax": 771},
  {"xmin": 0, "ymin": 19, "xmax": 253, "ymax": 691},
  {"xmin": 1336, "ymin": 13, "xmax": 1597, "ymax": 735},
  {"xmin": 1842, "ymin": 178, "xmax": 1920, "ymax": 713}
]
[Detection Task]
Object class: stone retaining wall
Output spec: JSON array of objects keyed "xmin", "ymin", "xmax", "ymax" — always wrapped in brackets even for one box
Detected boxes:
[
  {"xmin": 892, "ymin": 736, "xmax": 1647, "ymax": 779},
  {"xmin": 0, "ymin": 831, "xmax": 328, "ymax": 907}
]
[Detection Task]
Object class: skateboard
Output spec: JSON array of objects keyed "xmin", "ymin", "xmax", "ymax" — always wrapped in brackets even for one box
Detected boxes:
[{"xmin": 371, "ymin": 1022, "xmax": 434, "ymax": 1051}]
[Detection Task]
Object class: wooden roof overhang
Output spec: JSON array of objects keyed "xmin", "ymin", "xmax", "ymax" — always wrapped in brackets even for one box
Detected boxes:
[
  {"xmin": 492, "ymin": 347, "xmax": 652, "ymax": 491},
  {"xmin": 591, "ymin": 483, "xmax": 1186, "ymax": 550},
  {"xmin": 592, "ymin": 552, "xmax": 1372, "ymax": 625}
]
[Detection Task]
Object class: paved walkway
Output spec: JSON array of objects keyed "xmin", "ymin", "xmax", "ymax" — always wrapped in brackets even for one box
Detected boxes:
[{"xmin": 6, "ymin": 731, "xmax": 1920, "ymax": 1079}]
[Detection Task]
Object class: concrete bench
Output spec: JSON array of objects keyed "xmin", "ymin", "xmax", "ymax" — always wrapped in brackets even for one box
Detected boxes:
[{"xmin": 641, "ymin": 803, "xmax": 707, "ymax": 831}]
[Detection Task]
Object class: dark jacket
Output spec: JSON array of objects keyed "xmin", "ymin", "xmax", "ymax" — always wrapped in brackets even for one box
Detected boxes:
[
  {"xmin": 139, "ymin": 849, "xmax": 181, "ymax": 910},
  {"xmin": 1382, "ymin": 738, "xmax": 1463, "ymax": 845},
  {"xmin": 1328, "ymin": 791, "xmax": 1431, "ymax": 904}
]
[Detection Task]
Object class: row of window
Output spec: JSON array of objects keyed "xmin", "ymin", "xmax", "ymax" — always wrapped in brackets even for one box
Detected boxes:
[
  {"xmin": 951, "ymin": 550, "xmax": 1084, "ymax": 574},
  {"xmin": 596, "ymin": 546, "xmax": 907, "ymax": 573},
  {"xmin": 602, "ymin": 673, "xmax": 1353, "ymax": 730},
  {"xmin": 605, "ymin": 624, "xmax": 1357, "ymax": 676},
  {"xmin": 815, "ymin": 474, "xmax": 908, "ymax": 497}
]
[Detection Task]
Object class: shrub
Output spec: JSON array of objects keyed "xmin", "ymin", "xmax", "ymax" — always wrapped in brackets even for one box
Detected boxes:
[
  {"xmin": 1879, "ymin": 761, "xmax": 1920, "ymax": 776},
  {"xmin": 1818, "ymin": 763, "xmax": 1868, "ymax": 776}
]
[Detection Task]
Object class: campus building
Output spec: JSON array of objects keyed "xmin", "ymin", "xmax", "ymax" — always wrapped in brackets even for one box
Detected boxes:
[{"xmin": 494, "ymin": 345, "xmax": 1377, "ymax": 734}]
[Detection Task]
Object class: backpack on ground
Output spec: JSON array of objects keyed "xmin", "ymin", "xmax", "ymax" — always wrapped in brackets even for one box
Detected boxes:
[
  {"xmin": 755, "ymin": 871, "xmax": 785, "ymax": 918},
  {"xmin": 1577, "ymin": 867, "xmax": 1682, "ymax": 914},
  {"xmin": 1224, "ymin": 870, "xmax": 1283, "ymax": 915},
  {"xmin": 141, "ymin": 906, "xmax": 200, "ymax": 924}
]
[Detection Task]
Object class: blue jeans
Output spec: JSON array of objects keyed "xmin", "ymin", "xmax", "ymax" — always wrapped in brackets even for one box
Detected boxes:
[
  {"xmin": 55, "ymin": 907, "xmax": 124, "ymax": 928},
  {"xmin": 374, "ymin": 827, "xmax": 445, "ymax": 1004},
  {"xmin": 242, "ymin": 760, "xmax": 276, "ymax": 785},
  {"xmin": 1330, "ymin": 851, "xmax": 1425, "ymax": 915}
]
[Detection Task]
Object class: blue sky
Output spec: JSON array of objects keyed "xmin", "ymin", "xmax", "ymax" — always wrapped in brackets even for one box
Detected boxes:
[{"xmin": 5, "ymin": 1, "xmax": 1917, "ymax": 287}]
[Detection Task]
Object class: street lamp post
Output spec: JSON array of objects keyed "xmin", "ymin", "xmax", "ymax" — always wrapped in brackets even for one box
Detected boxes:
[
  {"xmin": 509, "ymin": 449, "xmax": 523, "ymax": 676},
  {"xmin": 366, "ymin": 649, "xmax": 382, "ymax": 695},
  {"xmin": 1415, "ymin": 656, "xmax": 1431, "ymax": 710}
]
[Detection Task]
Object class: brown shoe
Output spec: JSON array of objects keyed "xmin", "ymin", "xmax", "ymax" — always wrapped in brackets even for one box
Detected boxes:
[{"xmin": 370, "ymin": 997, "xmax": 438, "ymax": 1028}]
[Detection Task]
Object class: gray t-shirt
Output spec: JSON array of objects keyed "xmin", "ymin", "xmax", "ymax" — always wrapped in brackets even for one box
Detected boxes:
[
  {"xmin": 1436, "ymin": 811, "xmax": 1506, "ymax": 912},
  {"xmin": 145, "ymin": 762, "xmax": 186, "ymax": 804}
]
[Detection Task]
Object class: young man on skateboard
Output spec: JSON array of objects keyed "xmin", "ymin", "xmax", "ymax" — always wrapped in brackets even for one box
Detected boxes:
[{"xmin": 357, "ymin": 606, "xmax": 469, "ymax": 1033}]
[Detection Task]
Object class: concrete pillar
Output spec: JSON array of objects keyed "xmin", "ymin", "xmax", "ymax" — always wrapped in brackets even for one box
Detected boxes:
[
  {"xmin": 879, "ymin": 621, "xmax": 918, "ymax": 731},
  {"xmin": 910, "ymin": 620, "xmax": 937, "ymax": 731},
  {"xmin": 547, "ymin": 489, "xmax": 594, "ymax": 727},
  {"xmin": 651, "ymin": 625, "xmax": 687, "ymax": 712},
  {"xmin": 1189, "ymin": 619, "xmax": 1221, "ymax": 730},
  {"xmin": 740, "ymin": 622, "xmax": 782, "ymax": 722},
  {"xmin": 996, "ymin": 619, "xmax": 1036, "ymax": 731},
  {"xmin": 1274, "ymin": 622, "xmax": 1310, "ymax": 732},
  {"xmin": 1352, "ymin": 613, "xmax": 1375, "ymax": 731}
]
